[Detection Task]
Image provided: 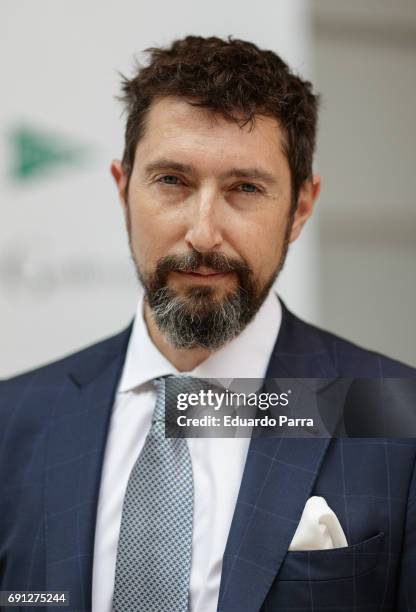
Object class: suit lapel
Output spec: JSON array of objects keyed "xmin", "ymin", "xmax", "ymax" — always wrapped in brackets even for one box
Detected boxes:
[
  {"xmin": 44, "ymin": 326, "xmax": 131, "ymax": 610},
  {"xmin": 217, "ymin": 300, "xmax": 338, "ymax": 612}
]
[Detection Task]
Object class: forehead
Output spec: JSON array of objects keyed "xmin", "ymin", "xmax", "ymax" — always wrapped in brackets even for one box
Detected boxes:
[{"xmin": 134, "ymin": 96, "xmax": 289, "ymax": 176}]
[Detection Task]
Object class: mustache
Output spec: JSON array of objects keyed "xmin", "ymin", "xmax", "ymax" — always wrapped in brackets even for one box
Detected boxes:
[{"xmin": 154, "ymin": 250, "xmax": 251, "ymax": 278}]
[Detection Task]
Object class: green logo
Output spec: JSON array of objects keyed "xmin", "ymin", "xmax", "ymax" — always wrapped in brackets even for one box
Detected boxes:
[{"xmin": 8, "ymin": 125, "xmax": 90, "ymax": 182}]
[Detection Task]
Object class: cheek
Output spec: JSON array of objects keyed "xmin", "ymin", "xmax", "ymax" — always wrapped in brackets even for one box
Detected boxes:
[
  {"xmin": 235, "ymin": 214, "xmax": 287, "ymax": 275},
  {"xmin": 127, "ymin": 200, "xmax": 184, "ymax": 265}
]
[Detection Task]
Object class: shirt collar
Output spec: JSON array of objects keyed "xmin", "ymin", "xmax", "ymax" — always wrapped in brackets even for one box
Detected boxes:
[{"xmin": 117, "ymin": 287, "xmax": 281, "ymax": 393}]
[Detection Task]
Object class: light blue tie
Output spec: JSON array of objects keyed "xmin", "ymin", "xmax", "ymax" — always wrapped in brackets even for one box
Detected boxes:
[{"xmin": 112, "ymin": 377, "xmax": 194, "ymax": 612}]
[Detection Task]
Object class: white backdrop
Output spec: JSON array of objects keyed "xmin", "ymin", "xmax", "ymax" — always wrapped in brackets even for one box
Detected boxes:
[{"xmin": 1, "ymin": 0, "xmax": 317, "ymax": 377}]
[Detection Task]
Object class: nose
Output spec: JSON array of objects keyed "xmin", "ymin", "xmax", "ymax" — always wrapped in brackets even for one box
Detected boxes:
[{"xmin": 184, "ymin": 189, "xmax": 223, "ymax": 253}]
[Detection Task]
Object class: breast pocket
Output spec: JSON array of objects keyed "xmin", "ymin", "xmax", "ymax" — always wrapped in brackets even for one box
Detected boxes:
[
  {"xmin": 262, "ymin": 533, "xmax": 386, "ymax": 611},
  {"xmin": 278, "ymin": 531, "xmax": 385, "ymax": 581}
]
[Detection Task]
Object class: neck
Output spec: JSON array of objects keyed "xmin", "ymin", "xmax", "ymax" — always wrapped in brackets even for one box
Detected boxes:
[{"xmin": 143, "ymin": 301, "xmax": 214, "ymax": 372}]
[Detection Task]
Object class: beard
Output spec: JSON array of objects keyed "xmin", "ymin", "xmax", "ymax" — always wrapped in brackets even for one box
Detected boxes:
[{"xmin": 127, "ymin": 213, "xmax": 293, "ymax": 350}]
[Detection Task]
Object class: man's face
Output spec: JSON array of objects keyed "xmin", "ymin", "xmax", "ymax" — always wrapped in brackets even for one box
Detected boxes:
[{"xmin": 112, "ymin": 96, "xmax": 318, "ymax": 349}]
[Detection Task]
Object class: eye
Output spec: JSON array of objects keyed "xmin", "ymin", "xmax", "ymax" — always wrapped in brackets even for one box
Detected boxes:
[
  {"xmin": 236, "ymin": 183, "xmax": 262, "ymax": 194},
  {"xmin": 157, "ymin": 175, "xmax": 182, "ymax": 185}
]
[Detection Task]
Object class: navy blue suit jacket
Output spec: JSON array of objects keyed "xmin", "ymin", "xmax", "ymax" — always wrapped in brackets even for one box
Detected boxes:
[{"xmin": 1, "ymin": 300, "xmax": 416, "ymax": 611}]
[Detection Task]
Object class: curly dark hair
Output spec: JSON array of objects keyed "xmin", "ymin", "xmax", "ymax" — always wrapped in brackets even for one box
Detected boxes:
[{"xmin": 119, "ymin": 35, "xmax": 319, "ymax": 206}]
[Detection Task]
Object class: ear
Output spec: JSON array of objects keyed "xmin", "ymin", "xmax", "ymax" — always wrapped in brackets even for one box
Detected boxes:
[
  {"xmin": 289, "ymin": 174, "xmax": 321, "ymax": 243},
  {"xmin": 110, "ymin": 159, "xmax": 128, "ymax": 211}
]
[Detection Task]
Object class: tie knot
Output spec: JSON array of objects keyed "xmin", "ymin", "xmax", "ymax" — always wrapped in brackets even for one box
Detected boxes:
[
  {"xmin": 152, "ymin": 375, "xmax": 204, "ymax": 424},
  {"xmin": 152, "ymin": 377, "xmax": 168, "ymax": 423}
]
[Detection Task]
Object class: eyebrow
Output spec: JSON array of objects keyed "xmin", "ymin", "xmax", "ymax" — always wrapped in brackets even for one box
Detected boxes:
[
  {"xmin": 221, "ymin": 167, "xmax": 277, "ymax": 186},
  {"xmin": 144, "ymin": 158, "xmax": 278, "ymax": 186},
  {"xmin": 144, "ymin": 159, "xmax": 193, "ymax": 176}
]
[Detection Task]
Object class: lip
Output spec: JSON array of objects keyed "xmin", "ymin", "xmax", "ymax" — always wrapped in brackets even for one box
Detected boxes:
[
  {"xmin": 173, "ymin": 269, "xmax": 230, "ymax": 282},
  {"xmin": 187, "ymin": 266, "xmax": 225, "ymax": 276}
]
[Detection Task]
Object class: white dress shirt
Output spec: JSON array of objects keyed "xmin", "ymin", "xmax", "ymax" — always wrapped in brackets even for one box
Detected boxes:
[{"xmin": 91, "ymin": 289, "xmax": 281, "ymax": 612}]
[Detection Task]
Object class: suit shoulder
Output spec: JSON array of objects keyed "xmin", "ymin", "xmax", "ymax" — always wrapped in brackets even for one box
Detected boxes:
[
  {"xmin": 0, "ymin": 324, "xmax": 132, "ymax": 393},
  {"xmin": 313, "ymin": 323, "xmax": 415, "ymax": 376},
  {"xmin": 0, "ymin": 324, "xmax": 131, "ymax": 450},
  {"xmin": 285, "ymin": 306, "xmax": 416, "ymax": 377}
]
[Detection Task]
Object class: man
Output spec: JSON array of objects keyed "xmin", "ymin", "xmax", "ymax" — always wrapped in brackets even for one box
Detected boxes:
[{"xmin": 0, "ymin": 36, "xmax": 415, "ymax": 612}]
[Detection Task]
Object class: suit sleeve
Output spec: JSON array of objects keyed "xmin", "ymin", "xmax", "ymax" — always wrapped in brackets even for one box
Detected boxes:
[{"xmin": 396, "ymin": 453, "xmax": 416, "ymax": 610}]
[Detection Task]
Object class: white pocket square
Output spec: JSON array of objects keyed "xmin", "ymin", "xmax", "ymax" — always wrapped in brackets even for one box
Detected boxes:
[{"xmin": 289, "ymin": 496, "xmax": 348, "ymax": 551}]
